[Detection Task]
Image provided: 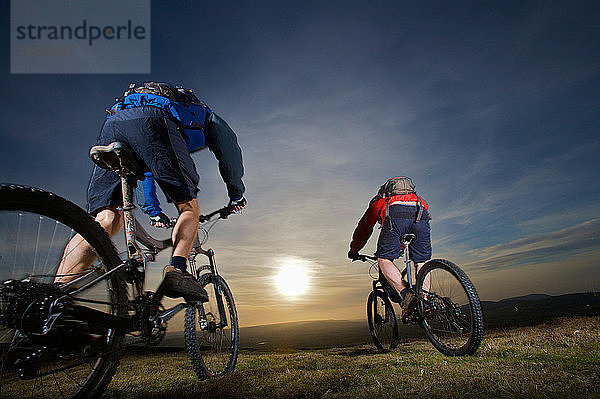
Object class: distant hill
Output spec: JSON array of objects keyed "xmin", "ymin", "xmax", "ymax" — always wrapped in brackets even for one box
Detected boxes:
[
  {"xmin": 160, "ymin": 319, "xmax": 392, "ymax": 350},
  {"xmin": 158, "ymin": 292, "xmax": 600, "ymax": 350},
  {"xmin": 481, "ymin": 292, "xmax": 600, "ymax": 328}
]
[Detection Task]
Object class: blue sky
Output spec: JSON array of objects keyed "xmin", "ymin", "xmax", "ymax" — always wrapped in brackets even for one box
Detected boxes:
[{"xmin": 1, "ymin": 1, "xmax": 599, "ymax": 326}]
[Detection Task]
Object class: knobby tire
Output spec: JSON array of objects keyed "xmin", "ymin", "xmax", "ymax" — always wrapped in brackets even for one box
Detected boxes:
[
  {"xmin": 184, "ymin": 273, "xmax": 239, "ymax": 379},
  {"xmin": 367, "ymin": 290, "xmax": 398, "ymax": 351},
  {"xmin": 416, "ymin": 259, "xmax": 484, "ymax": 356}
]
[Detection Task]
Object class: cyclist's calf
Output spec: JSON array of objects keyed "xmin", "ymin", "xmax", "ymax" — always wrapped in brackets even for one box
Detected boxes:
[
  {"xmin": 94, "ymin": 206, "xmax": 124, "ymax": 237},
  {"xmin": 172, "ymin": 198, "xmax": 200, "ymax": 259}
]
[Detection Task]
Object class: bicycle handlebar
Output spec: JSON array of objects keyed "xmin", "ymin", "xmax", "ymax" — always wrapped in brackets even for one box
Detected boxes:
[
  {"xmin": 357, "ymin": 254, "xmax": 377, "ymax": 262},
  {"xmin": 156, "ymin": 206, "xmax": 235, "ymax": 229},
  {"xmin": 198, "ymin": 206, "xmax": 234, "ymax": 223}
]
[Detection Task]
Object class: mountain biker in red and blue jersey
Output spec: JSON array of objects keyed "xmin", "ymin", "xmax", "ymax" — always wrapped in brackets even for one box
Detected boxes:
[
  {"xmin": 56, "ymin": 82, "xmax": 246, "ymax": 302},
  {"xmin": 348, "ymin": 177, "xmax": 431, "ymax": 309}
]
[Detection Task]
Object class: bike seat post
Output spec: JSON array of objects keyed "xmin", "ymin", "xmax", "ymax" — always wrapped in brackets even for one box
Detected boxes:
[
  {"xmin": 119, "ymin": 174, "xmax": 147, "ymax": 297},
  {"xmin": 403, "ymin": 241, "xmax": 413, "ymax": 289},
  {"xmin": 400, "ymin": 234, "xmax": 416, "ymax": 289},
  {"xmin": 89, "ymin": 142, "xmax": 144, "ymax": 261},
  {"xmin": 120, "ymin": 174, "xmax": 137, "ymax": 260}
]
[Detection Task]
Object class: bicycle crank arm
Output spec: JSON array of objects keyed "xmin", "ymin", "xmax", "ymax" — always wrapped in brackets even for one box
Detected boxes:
[{"xmin": 157, "ymin": 303, "xmax": 185, "ymax": 324}]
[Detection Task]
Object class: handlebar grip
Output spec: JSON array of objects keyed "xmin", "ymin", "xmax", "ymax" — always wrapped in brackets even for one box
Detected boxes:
[
  {"xmin": 199, "ymin": 206, "xmax": 232, "ymax": 223},
  {"xmin": 357, "ymin": 254, "xmax": 377, "ymax": 262},
  {"xmin": 219, "ymin": 207, "xmax": 231, "ymax": 219}
]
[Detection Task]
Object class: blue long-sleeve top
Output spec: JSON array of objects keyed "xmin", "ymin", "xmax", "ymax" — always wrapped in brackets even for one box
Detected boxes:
[
  {"xmin": 141, "ymin": 172, "xmax": 162, "ymax": 216},
  {"xmin": 110, "ymin": 92, "xmax": 244, "ymax": 216},
  {"xmin": 140, "ymin": 113, "xmax": 245, "ymax": 216}
]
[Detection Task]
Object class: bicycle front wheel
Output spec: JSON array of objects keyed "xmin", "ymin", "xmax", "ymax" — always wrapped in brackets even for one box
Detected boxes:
[
  {"xmin": 366, "ymin": 290, "xmax": 398, "ymax": 351},
  {"xmin": 0, "ymin": 184, "xmax": 127, "ymax": 398},
  {"xmin": 184, "ymin": 274, "xmax": 239, "ymax": 379},
  {"xmin": 416, "ymin": 259, "xmax": 484, "ymax": 356}
]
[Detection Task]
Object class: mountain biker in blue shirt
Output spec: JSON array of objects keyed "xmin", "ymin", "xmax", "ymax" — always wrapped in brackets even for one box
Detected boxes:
[{"xmin": 55, "ymin": 82, "xmax": 246, "ymax": 302}]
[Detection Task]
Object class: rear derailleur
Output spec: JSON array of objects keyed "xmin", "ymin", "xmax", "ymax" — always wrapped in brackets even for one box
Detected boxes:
[{"xmin": 0, "ymin": 279, "xmax": 109, "ymax": 379}]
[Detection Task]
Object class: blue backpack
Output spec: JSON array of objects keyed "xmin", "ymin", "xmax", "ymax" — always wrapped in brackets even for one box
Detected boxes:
[{"xmin": 108, "ymin": 82, "xmax": 210, "ymax": 152}]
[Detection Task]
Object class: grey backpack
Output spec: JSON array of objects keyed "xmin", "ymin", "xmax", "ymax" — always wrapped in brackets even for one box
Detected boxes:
[
  {"xmin": 378, "ymin": 176, "xmax": 416, "ymax": 197},
  {"xmin": 378, "ymin": 176, "xmax": 426, "ymax": 222}
]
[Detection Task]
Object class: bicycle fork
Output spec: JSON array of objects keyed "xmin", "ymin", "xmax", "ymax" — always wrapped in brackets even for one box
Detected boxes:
[{"xmin": 190, "ymin": 247, "xmax": 228, "ymax": 329}]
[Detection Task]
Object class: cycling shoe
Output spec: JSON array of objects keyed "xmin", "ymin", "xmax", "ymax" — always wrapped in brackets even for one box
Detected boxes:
[{"xmin": 160, "ymin": 266, "xmax": 208, "ymax": 302}]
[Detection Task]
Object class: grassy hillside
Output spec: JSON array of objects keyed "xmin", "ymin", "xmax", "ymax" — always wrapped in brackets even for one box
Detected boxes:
[
  {"xmin": 161, "ymin": 319, "xmax": 423, "ymax": 351},
  {"xmin": 156, "ymin": 292, "xmax": 600, "ymax": 351},
  {"xmin": 104, "ymin": 316, "xmax": 600, "ymax": 399}
]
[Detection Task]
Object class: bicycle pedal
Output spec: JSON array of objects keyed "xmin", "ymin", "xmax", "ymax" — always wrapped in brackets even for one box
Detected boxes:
[{"xmin": 184, "ymin": 296, "xmax": 209, "ymax": 304}]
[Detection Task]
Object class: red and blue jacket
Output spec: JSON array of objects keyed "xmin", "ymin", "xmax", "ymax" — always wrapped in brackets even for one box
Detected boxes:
[{"xmin": 349, "ymin": 193, "xmax": 430, "ymax": 254}]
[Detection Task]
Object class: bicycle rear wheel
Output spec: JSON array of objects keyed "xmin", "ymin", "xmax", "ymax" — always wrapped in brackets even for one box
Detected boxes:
[
  {"xmin": 0, "ymin": 185, "xmax": 127, "ymax": 398},
  {"xmin": 184, "ymin": 273, "xmax": 239, "ymax": 379},
  {"xmin": 366, "ymin": 290, "xmax": 398, "ymax": 351},
  {"xmin": 416, "ymin": 259, "xmax": 483, "ymax": 356}
]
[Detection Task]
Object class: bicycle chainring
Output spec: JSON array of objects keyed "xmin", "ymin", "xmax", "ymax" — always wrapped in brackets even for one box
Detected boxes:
[{"xmin": 133, "ymin": 293, "xmax": 166, "ymax": 346}]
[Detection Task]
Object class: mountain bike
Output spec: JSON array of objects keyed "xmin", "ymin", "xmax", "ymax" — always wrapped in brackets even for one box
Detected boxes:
[
  {"xmin": 0, "ymin": 142, "xmax": 239, "ymax": 398},
  {"xmin": 359, "ymin": 233, "xmax": 484, "ymax": 356}
]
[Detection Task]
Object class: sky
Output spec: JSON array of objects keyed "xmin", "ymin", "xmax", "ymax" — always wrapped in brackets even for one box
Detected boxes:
[{"xmin": 1, "ymin": 1, "xmax": 599, "ymax": 327}]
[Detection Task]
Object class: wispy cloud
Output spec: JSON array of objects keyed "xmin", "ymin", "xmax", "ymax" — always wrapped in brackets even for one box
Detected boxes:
[{"xmin": 463, "ymin": 219, "xmax": 600, "ymax": 272}]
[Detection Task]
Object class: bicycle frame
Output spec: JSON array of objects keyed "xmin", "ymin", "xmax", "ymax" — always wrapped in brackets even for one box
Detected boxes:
[
  {"xmin": 368, "ymin": 233, "xmax": 418, "ymax": 295},
  {"xmin": 57, "ymin": 173, "xmax": 229, "ymax": 336}
]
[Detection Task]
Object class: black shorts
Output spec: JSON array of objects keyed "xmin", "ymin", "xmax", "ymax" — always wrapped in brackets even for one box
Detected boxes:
[
  {"xmin": 376, "ymin": 208, "xmax": 432, "ymax": 263},
  {"xmin": 87, "ymin": 106, "xmax": 199, "ymax": 214}
]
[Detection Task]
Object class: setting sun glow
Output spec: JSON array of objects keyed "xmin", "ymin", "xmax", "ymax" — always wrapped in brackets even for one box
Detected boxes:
[{"xmin": 275, "ymin": 258, "xmax": 310, "ymax": 297}]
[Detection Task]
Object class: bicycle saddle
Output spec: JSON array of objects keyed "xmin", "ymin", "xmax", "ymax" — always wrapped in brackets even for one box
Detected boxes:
[
  {"xmin": 90, "ymin": 142, "xmax": 145, "ymax": 179},
  {"xmin": 401, "ymin": 233, "xmax": 416, "ymax": 244}
]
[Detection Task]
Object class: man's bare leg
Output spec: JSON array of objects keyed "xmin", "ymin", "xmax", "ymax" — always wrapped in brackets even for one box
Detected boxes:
[
  {"xmin": 160, "ymin": 198, "xmax": 208, "ymax": 301},
  {"xmin": 380, "ymin": 259, "xmax": 431, "ymax": 292},
  {"xmin": 171, "ymin": 198, "xmax": 200, "ymax": 259},
  {"xmin": 379, "ymin": 258, "xmax": 432, "ymax": 307},
  {"xmin": 378, "ymin": 258, "xmax": 406, "ymax": 294},
  {"xmin": 415, "ymin": 262, "xmax": 431, "ymax": 293},
  {"xmin": 54, "ymin": 208, "xmax": 122, "ymax": 284}
]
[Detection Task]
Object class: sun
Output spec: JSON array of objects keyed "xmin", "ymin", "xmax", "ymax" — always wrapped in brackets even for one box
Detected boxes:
[{"xmin": 274, "ymin": 258, "xmax": 311, "ymax": 297}]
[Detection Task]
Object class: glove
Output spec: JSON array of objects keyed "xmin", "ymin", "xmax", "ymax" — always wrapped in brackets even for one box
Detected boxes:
[
  {"xmin": 228, "ymin": 196, "xmax": 247, "ymax": 213},
  {"xmin": 348, "ymin": 251, "xmax": 360, "ymax": 261},
  {"xmin": 149, "ymin": 212, "xmax": 170, "ymax": 228}
]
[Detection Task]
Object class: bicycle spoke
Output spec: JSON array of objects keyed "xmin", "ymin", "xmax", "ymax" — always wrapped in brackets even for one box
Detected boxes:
[
  {"xmin": 51, "ymin": 372, "xmax": 66, "ymax": 399},
  {"xmin": 31, "ymin": 374, "xmax": 38, "ymax": 398},
  {"xmin": 60, "ymin": 365, "xmax": 84, "ymax": 388}
]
